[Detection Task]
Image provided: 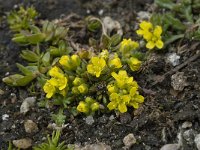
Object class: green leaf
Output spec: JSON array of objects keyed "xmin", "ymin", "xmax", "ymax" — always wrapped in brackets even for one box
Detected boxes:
[
  {"xmin": 87, "ymin": 17, "xmax": 102, "ymax": 32},
  {"xmin": 101, "ymin": 34, "xmax": 110, "ymax": 49},
  {"xmin": 12, "ymin": 34, "xmax": 27, "ymax": 43},
  {"xmin": 51, "ymin": 109, "xmax": 66, "ymax": 126},
  {"xmin": 16, "ymin": 74, "xmax": 36, "ymax": 86},
  {"xmin": 155, "ymin": 0, "xmax": 176, "ymax": 10},
  {"xmin": 16, "ymin": 63, "xmax": 33, "ymax": 75},
  {"xmin": 110, "ymin": 34, "xmax": 122, "ymax": 47},
  {"xmin": 20, "ymin": 50, "xmax": 39, "ymax": 62},
  {"xmin": 165, "ymin": 13, "xmax": 186, "ymax": 30},
  {"xmin": 165, "ymin": 34, "xmax": 184, "ymax": 45},
  {"xmin": 30, "ymin": 25, "xmax": 41, "ymax": 33},
  {"xmin": 2, "ymin": 74, "xmax": 35, "ymax": 86},
  {"xmin": 26, "ymin": 33, "xmax": 45, "ymax": 44},
  {"xmin": 42, "ymin": 52, "xmax": 50, "ymax": 66}
]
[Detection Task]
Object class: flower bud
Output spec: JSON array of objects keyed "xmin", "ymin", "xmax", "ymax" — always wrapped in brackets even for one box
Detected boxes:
[
  {"xmin": 77, "ymin": 101, "xmax": 89, "ymax": 113},
  {"xmin": 78, "ymin": 84, "xmax": 88, "ymax": 94},
  {"xmin": 91, "ymin": 102, "xmax": 99, "ymax": 112}
]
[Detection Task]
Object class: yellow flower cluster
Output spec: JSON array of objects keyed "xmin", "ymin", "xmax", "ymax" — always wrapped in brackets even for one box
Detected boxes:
[
  {"xmin": 87, "ymin": 56, "xmax": 106, "ymax": 77},
  {"xmin": 72, "ymin": 77, "xmax": 88, "ymax": 94},
  {"xmin": 107, "ymin": 70, "xmax": 144, "ymax": 113},
  {"xmin": 43, "ymin": 66, "xmax": 68, "ymax": 98},
  {"xmin": 120, "ymin": 38, "xmax": 139, "ymax": 57},
  {"xmin": 59, "ymin": 54, "xmax": 81, "ymax": 71},
  {"xmin": 136, "ymin": 21, "xmax": 164, "ymax": 50},
  {"xmin": 77, "ymin": 97, "xmax": 99, "ymax": 115}
]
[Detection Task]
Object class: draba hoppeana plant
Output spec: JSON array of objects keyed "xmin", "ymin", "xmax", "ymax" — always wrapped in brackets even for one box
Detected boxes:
[{"xmin": 3, "ymin": 6, "xmax": 167, "ymax": 121}]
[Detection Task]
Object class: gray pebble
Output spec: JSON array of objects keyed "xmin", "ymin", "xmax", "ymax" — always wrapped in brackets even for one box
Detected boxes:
[
  {"xmin": 13, "ymin": 138, "xmax": 32, "ymax": 149},
  {"xmin": 123, "ymin": 133, "xmax": 136, "ymax": 148},
  {"xmin": 24, "ymin": 120, "xmax": 39, "ymax": 133},
  {"xmin": 194, "ymin": 134, "xmax": 200, "ymax": 150},
  {"xmin": 160, "ymin": 144, "xmax": 179, "ymax": 150}
]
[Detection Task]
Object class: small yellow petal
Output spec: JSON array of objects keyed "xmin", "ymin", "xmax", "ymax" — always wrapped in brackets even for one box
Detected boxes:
[
  {"xmin": 140, "ymin": 21, "xmax": 152, "ymax": 30},
  {"xmin": 154, "ymin": 26, "xmax": 162, "ymax": 37},
  {"xmin": 155, "ymin": 40, "xmax": 164, "ymax": 49},
  {"xmin": 146, "ymin": 41, "xmax": 155, "ymax": 49},
  {"xmin": 131, "ymin": 102, "xmax": 139, "ymax": 109},
  {"xmin": 118, "ymin": 103, "xmax": 127, "ymax": 113},
  {"xmin": 107, "ymin": 101, "xmax": 117, "ymax": 110},
  {"xmin": 136, "ymin": 29, "xmax": 144, "ymax": 35}
]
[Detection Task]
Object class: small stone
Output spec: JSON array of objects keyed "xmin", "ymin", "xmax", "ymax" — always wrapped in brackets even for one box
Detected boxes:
[
  {"xmin": 123, "ymin": 133, "xmax": 136, "ymax": 148},
  {"xmin": 120, "ymin": 112, "xmax": 131, "ymax": 124},
  {"xmin": 182, "ymin": 121, "xmax": 192, "ymax": 129},
  {"xmin": 166, "ymin": 53, "xmax": 180, "ymax": 66},
  {"xmin": 183, "ymin": 129, "xmax": 196, "ymax": 145},
  {"xmin": 13, "ymin": 138, "xmax": 32, "ymax": 149},
  {"xmin": 85, "ymin": 116, "xmax": 94, "ymax": 125},
  {"xmin": 160, "ymin": 144, "xmax": 179, "ymax": 150},
  {"xmin": 20, "ymin": 97, "xmax": 36, "ymax": 114},
  {"xmin": 98, "ymin": 9, "xmax": 104, "ymax": 16},
  {"xmin": 109, "ymin": 115, "xmax": 115, "ymax": 121},
  {"xmin": 2, "ymin": 114, "xmax": 9, "ymax": 121},
  {"xmin": 0, "ymin": 89, "xmax": 4, "ymax": 95},
  {"xmin": 10, "ymin": 93, "xmax": 17, "ymax": 103},
  {"xmin": 81, "ymin": 143, "xmax": 111, "ymax": 150},
  {"xmin": 137, "ymin": 11, "xmax": 150, "ymax": 20},
  {"xmin": 194, "ymin": 134, "xmax": 200, "ymax": 150},
  {"xmin": 103, "ymin": 16, "xmax": 123, "ymax": 35},
  {"xmin": 171, "ymin": 72, "xmax": 188, "ymax": 91},
  {"xmin": 24, "ymin": 120, "xmax": 39, "ymax": 133}
]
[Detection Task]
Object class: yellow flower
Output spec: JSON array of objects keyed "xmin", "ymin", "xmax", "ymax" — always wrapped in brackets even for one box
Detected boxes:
[
  {"xmin": 137, "ymin": 21, "xmax": 164, "ymax": 50},
  {"xmin": 71, "ymin": 54, "xmax": 81, "ymax": 68},
  {"xmin": 59, "ymin": 55, "xmax": 81, "ymax": 70},
  {"xmin": 43, "ymin": 80, "xmax": 56, "ymax": 98},
  {"xmin": 73, "ymin": 77, "xmax": 84, "ymax": 86},
  {"xmin": 107, "ymin": 93, "xmax": 130, "ymax": 113},
  {"xmin": 146, "ymin": 26, "xmax": 164, "ymax": 49},
  {"xmin": 59, "ymin": 55, "xmax": 72, "ymax": 70},
  {"xmin": 91, "ymin": 102, "xmax": 99, "ymax": 111},
  {"xmin": 48, "ymin": 66, "xmax": 63, "ymax": 78},
  {"xmin": 136, "ymin": 21, "xmax": 153, "ymax": 40},
  {"xmin": 78, "ymin": 84, "xmax": 88, "ymax": 94},
  {"xmin": 49, "ymin": 75, "xmax": 68, "ymax": 91},
  {"xmin": 107, "ymin": 84, "xmax": 118, "ymax": 93},
  {"xmin": 108, "ymin": 55, "xmax": 122, "ymax": 69},
  {"xmin": 111, "ymin": 70, "xmax": 133, "ymax": 88},
  {"xmin": 99, "ymin": 49, "xmax": 109, "ymax": 60},
  {"xmin": 129, "ymin": 94, "xmax": 144, "ymax": 109},
  {"xmin": 77, "ymin": 101, "xmax": 89, "ymax": 113},
  {"xmin": 87, "ymin": 56, "xmax": 106, "ymax": 77},
  {"xmin": 128, "ymin": 57, "xmax": 141, "ymax": 71},
  {"xmin": 120, "ymin": 39, "xmax": 139, "ymax": 56}
]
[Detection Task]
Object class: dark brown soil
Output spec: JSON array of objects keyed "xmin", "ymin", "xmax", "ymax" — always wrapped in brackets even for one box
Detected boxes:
[{"xmin": 0, "ymin": 0, "xmax": 200, "ymax": 150}]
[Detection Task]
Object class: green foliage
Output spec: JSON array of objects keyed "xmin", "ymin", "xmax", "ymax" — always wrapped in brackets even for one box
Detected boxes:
[
  {"xmin": 7, "ymin": 6, "xmax": 38, "ymax": 32},
  {"xmin": 33, "ymin": 130, "xmax": 72, "ymax": 150},
  {"xmin": 12, "ymin": 21, "xmax": 68, "ymax": 45},
  {"xmin": 51, "ymin": 109, "xmax": 66, "ymax": 126},
  {"xmin": 152, "ymin": 0, "xmax": 200, "ymax": 45}
]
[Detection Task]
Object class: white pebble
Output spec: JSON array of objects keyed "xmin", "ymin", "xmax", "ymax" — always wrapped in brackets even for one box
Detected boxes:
[
  {"xmin": 20, "ymin": 97, "xmax": 36, "ymax": 114},
  {"xmin": 160, "ymin": 144, "xmax": 179, "ymax": 150},
  {"xmin": 195, "ymin": 134, "xmax": 200, "ymax": 150},
  {"xmin": 85, "ymin": 116, "xmax": 94, "ymax": 125},
  {"xmin": 2, "ymin": 114, "xmax": 9, "ymax": 121},
  {"xmin": 166, "ymin": 53, "xmax": 180, "ymax": 66}
]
